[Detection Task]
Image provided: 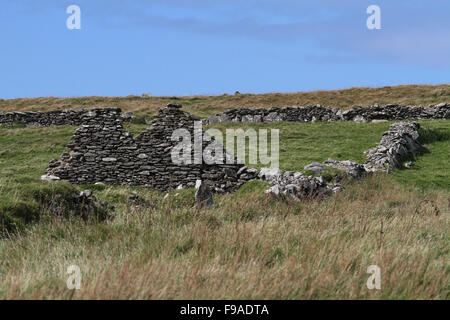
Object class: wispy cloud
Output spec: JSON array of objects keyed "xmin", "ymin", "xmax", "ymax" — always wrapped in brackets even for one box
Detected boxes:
[
  {"xmin": 2, "ymin": 0, "xmax": 449, "ymax": 98},
  {"xmin": 84, "ymin": 0, "xmax": 450, "ymax": 68}
]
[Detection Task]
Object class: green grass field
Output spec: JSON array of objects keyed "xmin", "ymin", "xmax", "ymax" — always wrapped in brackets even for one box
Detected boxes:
[
  {"xmin": 0, "ymin": 119, "xmax": 448, "ymax": 299},
  {"xmin": 207, "ymin": 120, "xmax": 450, "ymax": 190}
]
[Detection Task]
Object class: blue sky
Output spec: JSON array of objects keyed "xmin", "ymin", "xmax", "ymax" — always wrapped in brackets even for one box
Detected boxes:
[{"xmin": 1, "ymin": 0, "xmax": 449, "ymax": 99}]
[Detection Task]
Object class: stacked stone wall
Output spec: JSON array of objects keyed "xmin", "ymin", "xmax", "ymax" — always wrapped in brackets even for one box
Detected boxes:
[
  {"xmin": 203, "ymin": 103, "xmax": 450, "ymax": 124},
  {"xmin": 0, "ymin": 108, "xmax": 132, "ymax": 126},
  {"xmin": 45, "ymin": 104, "xmax": 257, "ymax": 193}
]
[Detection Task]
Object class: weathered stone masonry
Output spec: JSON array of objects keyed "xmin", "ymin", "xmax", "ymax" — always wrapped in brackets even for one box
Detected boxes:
[
  {"xmin": 364, "ymin": 121, "xmax": 423, "ymax": 172},
  {"xmin": 262, "ymin": 121, "xmax": 426, "ymax": 200},
  {"xmin": 0, "ymin": 108, "xmax": 133, "ymax": 126},
  {"xmin": 204, "ymin": 103, "xmax": 450, "ymax": 124},
  {"xmin": 2, "ymin": 103, "xmax": 448, "ymax": 127},
  {"xmin": 45, "ymin": 104, "xmax": 258, "ymax": 193}
]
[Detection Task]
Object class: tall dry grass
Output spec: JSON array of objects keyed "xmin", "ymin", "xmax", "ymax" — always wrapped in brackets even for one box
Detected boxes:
[{"xmin": 0, "ymin": 175, "xmax": 448, "ymax": 299}]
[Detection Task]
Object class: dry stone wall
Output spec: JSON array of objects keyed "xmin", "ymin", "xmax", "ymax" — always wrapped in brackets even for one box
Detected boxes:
[
  {"xmin": 10, "ymin": 102, "xmax": 440, "ymax": 196},
  {"xmin": 0, "ymin": 108, "xmax": 133, "ymax": 126},
  {"xmin": 45, "ymin": 104, "xmax": 258, "ymax": 193},
  {"xmin": 203, "ymin": 103, "xmax": 450, "ymax": 124},
  {"xmin": 262, "ymin": 121, "xmax": 424, "ymax": 200},
  {"xmin": 3, "ymin": 103, "xmax": 448, "ymax": 127},
  {"xmin": 364, "ymin": 121, "xmax": 423, "ymax": 172}
]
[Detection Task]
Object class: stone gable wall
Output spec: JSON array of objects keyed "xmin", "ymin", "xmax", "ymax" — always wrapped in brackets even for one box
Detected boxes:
[{"xmin": 45, "ymin": 104, "xmax": 258, "ymax": 193}]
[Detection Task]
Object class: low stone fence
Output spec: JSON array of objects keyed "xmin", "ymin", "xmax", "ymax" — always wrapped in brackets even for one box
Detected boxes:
[
  {"xmin": 3, "ymin": 103, "xmax": 448, "ymax": 127},
  {"xmin": 0, "ymin": 108, "xmax": 133, "ymax": 126},
  {"xmin": 203, "ymin": 103, "xmax": 450, "ymax": 124},
  {"xmin": 262, "ymin": 121, "xmax": 424, "ymax": 200},
  {"xmin": 364, "ymin": 121, "xmax": 422, "ymax": 172}
]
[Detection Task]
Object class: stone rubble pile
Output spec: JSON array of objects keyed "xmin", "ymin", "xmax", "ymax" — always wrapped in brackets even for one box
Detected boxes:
[
  {"xmin": 44, "ymin": 104, "xmax": 258, "ymax": 193},
  {"xmin": 47, "ymin": 189, "xmax": 114, "ymax": 221},
  {"xmin": 259, "ymin": 168, "xmax": 334, "ymax": 200},
  {"xmin": 302, "ymin": 159, "xmax": 367, "ymax": 179},
  {"xmin": 262, "ymin": 121, "xmax": 424, "ymax": 201},
  {"xmin": 0, "ymin": 108, "xmax": 133, "ymax": 126},
  {"xmin": 203, "ymin": 103, "xmax": 450, "ymax": 125},
  {"xmin": 322, "ymin": 159, "xmax": 367, "ymax": 178}
]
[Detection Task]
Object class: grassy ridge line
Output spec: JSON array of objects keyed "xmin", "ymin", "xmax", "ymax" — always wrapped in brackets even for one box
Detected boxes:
[{"xmin": 1, "ymin": 84, "xmax": 450, "ymax": 118}]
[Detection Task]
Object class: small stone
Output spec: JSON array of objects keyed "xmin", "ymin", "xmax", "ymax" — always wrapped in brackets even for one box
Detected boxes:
[
  {"xmin": 237, "ymin": 166, "xmax": 248, "ymax": 175},
  {"xmin": 353, "ymin": 115, "xmax": 368, "ymax": 123},
  {"xmin": 167, "ymin": 103, "xmax": 182, "ymax": 109},
  {"xmin": 265, "ymin": 185, "xmax": 281, "ymax": 197},
  {"xmin": 404, "ymin": 161, "xmax": 414, "ymax": 168},
  {"xmin": 128, "ymin": 195, "xmax": 139, "ymax": 201},
  {"xmin": 293, "ymin": 172, "xmax": 304, "ymax": 179},
  {"xmin": 80, "ymin": 189, "xmax": 92, "ymax": 197},
  {"xmin": 258, "ymin": 167, "xmax": 283, "ymax": 183},
  {"xmin": 41, "ymin": 175, "xmax": 60, "ymax": 182},
  {"xmin": 304, "ymin": 162, "xmax": 325, "ymax": 175},
  {"xmin": 332, "ymin": 187, "xmax": 342, "ymax": 193},
  {"xmin": 122, "ymin": 112, "xmax": 134, "ymax": 119}
]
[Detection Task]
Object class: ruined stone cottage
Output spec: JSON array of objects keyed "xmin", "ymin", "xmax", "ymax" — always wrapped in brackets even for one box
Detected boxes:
[{"xmin": 45, "ymin": 104, "xmax": 258, "ymax": 192}]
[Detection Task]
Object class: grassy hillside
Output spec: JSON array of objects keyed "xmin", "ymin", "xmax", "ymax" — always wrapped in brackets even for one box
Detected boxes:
[
  {"xmin": 0, "ymin": 120, "xmax": 448, "ymax": 299},
  {"xmin": 207, "ymin": 120, "xmax": 450, "ymax": 190},
  {"xmin": 1, "ymin": 84, "xmax": 450, "ymax": 118},
  {"xmin": 0, "ymin": 176, "xmax": 448, "ymax": 299}
]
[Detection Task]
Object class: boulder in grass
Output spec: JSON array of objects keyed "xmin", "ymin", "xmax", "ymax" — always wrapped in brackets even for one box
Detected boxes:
[{"xmin": 195, "ymin": 180, "xmax": 214, "ymax": 208}]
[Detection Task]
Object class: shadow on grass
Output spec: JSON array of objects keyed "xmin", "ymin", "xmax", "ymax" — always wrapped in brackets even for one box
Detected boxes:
[
  {"xmin": 418, "ymin": 127, "xmax": 450, "ymax": 145},
  {"xmin": 394, "ymin": 126, "xmax": 450, "ymax": 172}
]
